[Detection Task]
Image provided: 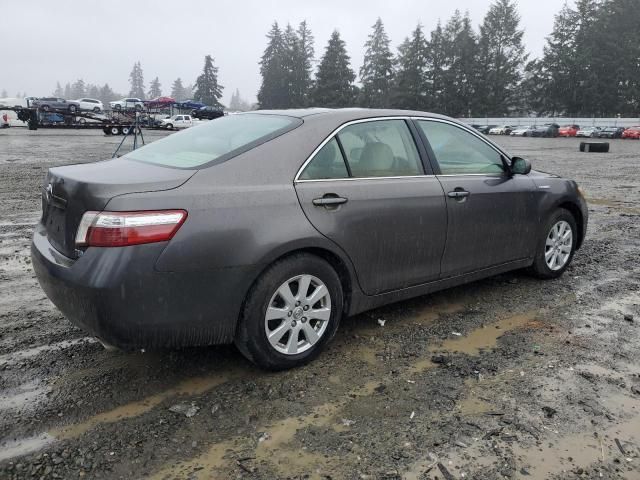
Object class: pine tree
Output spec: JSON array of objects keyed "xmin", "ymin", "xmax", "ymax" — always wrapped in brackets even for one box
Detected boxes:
[
  {"xmin": 53, "ymin": 82, "xmax": 64, "ymax": 98},
  {"xmin": 148, "ymin": 77, "xmax": 162, "ymax": 98},
  {"xmin": 70, "ymin": 79, "xmax": 86, "ymax": 99},
  {"xmin": 425, "ymin": 21, "xmax": 448, "ymax": 112},
  {"xmin": 294, "ymin": 20, "xmax": 315, "ymax": 107},
  {"xmin": 86, "ymin": 84, "xmax": 100, "ymax": 99},
  {"xmin": 282, "ymin": 23, "xmax": 301, "ymax": 108},
  {"xmin": 64, "ymin": 83, "xmax": 71, "ymax": 99},
  {"xmin": 98, "ymin": 84, "xmax": 116, "ymax": 105},
  {"xmin": 359, "ymin": 18, "xmax": 394, "ymax": 108},
  {"xmin": 128, "ymin": 61, "xmax": 146, "ymax": 99},
  {"xmin": 171, "ymin": 78, "xmax": 187, "ymax": 101},
  {"xmin": 390, "ymin": 25, "xmax": 429, "ymax": 110},
  {"xmin": 258, "ymin": 22, "xmax": 288, "ymax": 108},
  {"xmin": 1, "ymin": 89, "xmax": 7, "ymax": 98},
  {"xmin": 537, "ymin": 3, "xmax": 579, "ymax": 115},
  {"xmin": 441, "ymin": 11, "xmax": 480, "ymax": 117},
  {"xmin": 477, "ymin": 0, "xmax": 527, "ymax": 115},
  {"xmin": 312, "ymin": 30, "xmax": 356, "ymax": 107},
  {"xmin": 229, "ymin": 88, "xmax": 251, "ymax": 111},
  {"xmin": 194, "ymin": 55, "xmax": 224, "ymax": 108}
]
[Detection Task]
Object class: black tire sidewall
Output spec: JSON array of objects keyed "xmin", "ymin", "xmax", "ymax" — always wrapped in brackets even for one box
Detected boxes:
[
  {"xmin": 236, "ymin": 254, "xmax": 343, "ymax": 370},
  {"xmin": 531, "ymin": 209, "xmax": 578, "ymax": 279}
]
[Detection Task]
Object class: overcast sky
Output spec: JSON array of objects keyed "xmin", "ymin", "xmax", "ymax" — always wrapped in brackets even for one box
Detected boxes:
[{"xmin": 3, "ymin": 0, "xmax": 571, "ymax": 105}]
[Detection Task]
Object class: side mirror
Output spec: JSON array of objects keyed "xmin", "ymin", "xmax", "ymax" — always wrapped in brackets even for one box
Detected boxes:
[{"xmin": 511, "ymin": 156, "xmax": 531, "ymax": 175}]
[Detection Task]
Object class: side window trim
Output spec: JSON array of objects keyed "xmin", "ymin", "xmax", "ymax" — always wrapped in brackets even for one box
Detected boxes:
[
  {"xmin": 334, "ymin": 135, "xmax": 353, "ymax": 178},
  {"xmin": 412, "ymin": 117, "xmax": 511, "ymax": 176},
  {"xmin": 295, "ymin": 116, "xmax": 433, "ymax": 182}
]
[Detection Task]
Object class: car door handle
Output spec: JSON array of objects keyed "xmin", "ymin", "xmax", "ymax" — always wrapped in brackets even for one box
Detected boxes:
[
  {"xmin": 447, "ymin": 190, "xmax": 470, "ymax": 198},
  {"xmin": 312, "ymin": 195, "xmax": 348, "ymax": 206}
]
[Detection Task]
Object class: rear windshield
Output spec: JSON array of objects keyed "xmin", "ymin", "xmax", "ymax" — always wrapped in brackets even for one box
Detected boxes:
[{"xmin": 125, "ymin": 113, "xmax": 301, "ymax": 169}]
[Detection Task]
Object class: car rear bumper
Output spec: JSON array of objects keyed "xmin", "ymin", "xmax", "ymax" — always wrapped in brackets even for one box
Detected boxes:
[{"xmin": 31, "ymin": 224, "xmax": 253, "ymax": 350}]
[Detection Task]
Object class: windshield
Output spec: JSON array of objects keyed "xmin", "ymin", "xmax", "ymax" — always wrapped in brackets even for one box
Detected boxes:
[{"xmin": 125, "ymin": 113, "xmax": 301, "ymax": 169}]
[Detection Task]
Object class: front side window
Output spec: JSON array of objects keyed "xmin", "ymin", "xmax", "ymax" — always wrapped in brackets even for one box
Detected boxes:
[
  {"xmin": 299, "ymin": 138, "xmax": 349, "ymax": 180},
  {"xmin": 417, "ymin": 121, "xmax": 505, "ymax": 175},
  {"xmin": 338, "ymin": 120, "xmax": 422, "ymax": 178},
  {"xmin": 125, "ymin": 113, "xmax": 301, "ymax": 169}
]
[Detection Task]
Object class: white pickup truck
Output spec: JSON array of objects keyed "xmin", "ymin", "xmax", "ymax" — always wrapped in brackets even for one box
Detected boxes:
[{"xmin": 160, "ymin": 114, "xmax": 193, "ymax": 130}]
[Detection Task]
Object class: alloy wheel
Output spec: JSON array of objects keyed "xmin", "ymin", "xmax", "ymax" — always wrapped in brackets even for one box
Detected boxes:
[
  {"xmin": 545, "ymin": 220, "xmax": 573, "ymax": 271},
  {"xmin": 265, "ymin": 274, "xmax": 331, "ymax": 355}
]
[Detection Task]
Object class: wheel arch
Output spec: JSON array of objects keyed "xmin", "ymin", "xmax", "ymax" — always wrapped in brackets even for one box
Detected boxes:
[{"xmin": 238, "ymin": 242, "xmax": 360, "ymax": 337}]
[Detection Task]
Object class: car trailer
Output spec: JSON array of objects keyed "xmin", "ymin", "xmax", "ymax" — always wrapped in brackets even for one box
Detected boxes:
[{"xmin": 0, "ymin": 106, "xmax": 163, "ymax": 135}]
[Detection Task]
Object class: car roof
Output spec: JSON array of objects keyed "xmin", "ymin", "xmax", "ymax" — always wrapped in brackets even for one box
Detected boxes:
[{"xmin": 243, "ymin": 107, "xmax": 465, "ymax": 123}]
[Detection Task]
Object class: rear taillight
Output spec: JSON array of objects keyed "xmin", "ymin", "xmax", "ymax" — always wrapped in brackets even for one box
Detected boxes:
[{"xmin": 75, "ymin": 210, "xmax": 187, "ymax": 247}]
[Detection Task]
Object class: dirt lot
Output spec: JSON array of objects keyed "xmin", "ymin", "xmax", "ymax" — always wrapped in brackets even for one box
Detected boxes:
[{"xmin": 0, "ymin": 127, "xmax": 639, "ymax": 480}]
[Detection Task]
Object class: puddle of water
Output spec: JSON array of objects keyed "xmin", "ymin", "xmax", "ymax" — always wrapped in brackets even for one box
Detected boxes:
[
  {"xmin": 437, "ymin": 312, "xmax": 536, "ymax": 356},
  {"xmin": 0, "ymin": 380, "xmax": 50, "ymax": 412},
  {"xmin": 51, "ymin": 371, "xmax": 240, "ymax": 440},
  {"xmin": 0, "ymin": 434, "xmax": 55, "ymax": 462},
  {"xmin": 407, "ymin": 312, "xmax": 537, "ymax": 377},
  {"xmin": 0, "ymin": 337, "xmax": 97, "ymax": 366}
]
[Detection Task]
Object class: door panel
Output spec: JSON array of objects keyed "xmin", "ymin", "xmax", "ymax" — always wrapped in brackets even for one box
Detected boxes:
[
  {"xmin": 295, "ymin": 177, "xmax": 447, "ymax": 295},
  {"xmin": 414, "ymin": 119, "xmax": 538, "ymax": 277},
  {"xmin": 437, "ymin": 175, "xmax": 537, "ymax": 277}
]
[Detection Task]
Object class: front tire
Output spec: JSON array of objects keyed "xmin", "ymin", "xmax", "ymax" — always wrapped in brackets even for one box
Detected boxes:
[
  {"xmin": 235, "ymin": 254, "xmax": 343, "ymax": 370},
  {"xmin": 529, "ymin": 209, "xmax": 577, "ymax": 279}
]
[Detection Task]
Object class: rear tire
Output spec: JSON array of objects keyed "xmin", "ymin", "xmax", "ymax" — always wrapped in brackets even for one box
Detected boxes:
[
  {"xmin": 110, "ymin": 126, "xmax": 120, "ymax": 135},
  {"xmin": 529, "ymin": 208, "xmax": 577, "ymax": 279},
  {"xmin": 235, "ymin": 254, "xmax": 343, "ymax": 370}
]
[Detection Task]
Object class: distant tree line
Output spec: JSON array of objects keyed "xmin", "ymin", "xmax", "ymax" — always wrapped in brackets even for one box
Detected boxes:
[
  {"xmin": 47, "ymin": 54, "xmax": 235, "ymax": 110},
  {"xmin": 257, "ymin": 0, "xmax": 640, "ymax": 117},
  {"xmin": 17, "ymin": 0, "xmax": 637, "ymax": 116}
]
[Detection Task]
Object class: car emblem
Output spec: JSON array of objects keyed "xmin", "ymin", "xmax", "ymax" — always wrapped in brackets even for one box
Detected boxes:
[{"xmin": 45, "ymin": 183, "xmax": 53, "ymax": 202}]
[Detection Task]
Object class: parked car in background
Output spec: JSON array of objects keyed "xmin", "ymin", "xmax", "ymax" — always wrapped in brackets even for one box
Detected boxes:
[
  {"xmin": 146, "ymin": 97, "xmax": 175, "ymax": 109},
  {"xmin": 510, "ymin": 126, "xmax": 535, "ymax": 137},
  {"xmin": 109, "ymin": 98, "xmax": 145, "ymax": 111},
  {"xmin": 192, "ymin": 106, "xmax": 225, "ymax": 120},
  {"xmin": 75, "ymin": 98, "xmax": 103, "ymax": 113},
  {"xmin": 488, "ymin": 125, "xmax": 515, "ymax": 135},
  {"xmin": 622, "ymin": 127, "xmax": 640, "ymax": 139},
  {"xmin": 160, "ymin": 114, "xmax": 193, "ymax": 130},
  {"xmin": 175, "ymin": 99, "xmax": 206, "ymax": 110},
  {"xmin": 598, "ymin": 127, "xmax": 626, "ymax": 139},
  {"xmin": 31, "ymin": 97, "xmax": 79, "ymax": 113},
  {"xmin": 558, "ymin": 125, "xmax": 580, "ymax": 137},
  {"xmin": 474, "ymin": 125, "xmax": 497, "ymax": 135},
  {"xmin": 531, "ymin": 123, "xmax": 560, "ymax": 138},
  {"xmin": 31, "ymin": 109, "xmax": 588, "ymax": 369},
  {"xmin": 136, "ymin": 115, "xmax": 165, "ymax": 128},
  {"xmin": 576, "ymin": 127, "xmax": 602, "ymax": 138}
]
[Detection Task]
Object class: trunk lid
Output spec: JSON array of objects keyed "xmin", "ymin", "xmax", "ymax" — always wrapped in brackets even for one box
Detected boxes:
[{"xmin": 41, "ymin": 158, "xmax": 194, "ymax": 258}]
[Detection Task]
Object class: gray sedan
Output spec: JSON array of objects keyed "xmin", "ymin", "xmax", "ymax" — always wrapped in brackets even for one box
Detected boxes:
[{"xmin": 31, "ymin": 109, "xmax": 588, "ymax": 369}]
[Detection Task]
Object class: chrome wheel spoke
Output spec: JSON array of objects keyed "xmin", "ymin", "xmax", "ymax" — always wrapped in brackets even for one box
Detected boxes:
[
  {"xmin": 265, "ymin": 306, "xmax": 288, "ymax": 321},
  {"xmin": 545, "ymin": 220, "xmax": 573, "ymax": 271},
  {"xmin": 309, "ymin": 307, "xmax": 331, "ymax": 322},
  {"xmin": 297, "ymin": 275, "xmax": 312, "ymax": 301},
  {"xmin": 285, "ymin": 330, "xmax": 299, "ymax": 354},
  {"xmin": 307, "ymin": 284, "xmax": 328, "ymax": 306},
  {"xmin": 302, "ymin": 323, "xmax": 320, "ymax": 343},
  {"xmin": 277, "ymin": 283, "xmax": 296, "ymax": 308},
  {"xmin": 268, "ymin": 321, "xmax": 290, "ymax": 343}
]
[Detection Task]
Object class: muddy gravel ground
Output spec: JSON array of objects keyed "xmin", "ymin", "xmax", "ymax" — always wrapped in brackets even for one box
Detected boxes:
[{"xmin": 0, "ymin": 127, "xmax": 639, "ymax": 480}]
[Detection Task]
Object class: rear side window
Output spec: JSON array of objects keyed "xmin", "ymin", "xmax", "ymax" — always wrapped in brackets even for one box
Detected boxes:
[
  {"xmin": 126, "ymin": 113, "xmax": 301, "ymax": 169},
  {"xmin": 339, "ymin": 120, "xmax": 422, "ymax": 178},
  {"xmin": 417, "ymin": 120, "xmax": 505, "ymax": 175},
  {"xmin": 299, "ymin": 119, "xmax": 422, "ymax": 180},
  {"xmin": 299, "ymin": 138, "xmax": 349, "ymax": 180}
]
